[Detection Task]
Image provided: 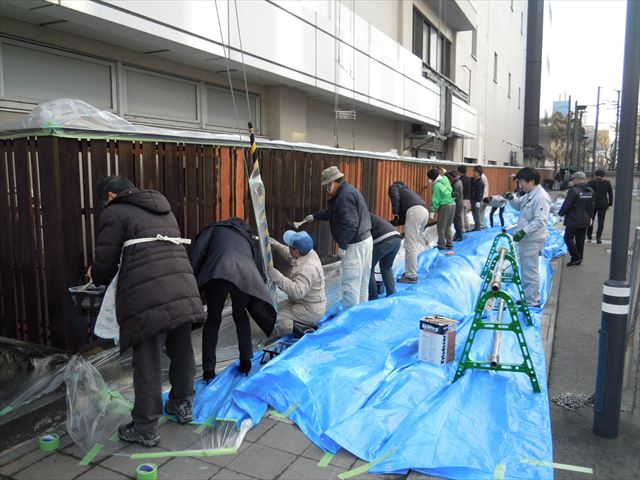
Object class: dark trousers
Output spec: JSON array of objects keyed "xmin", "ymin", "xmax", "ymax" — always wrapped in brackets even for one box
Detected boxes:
[
  {"xmin": 453, "ymin": 202, "xmax": 464, "ymax": 238},
  {"xmin": 132, "ymin": 321, "xmax": 195, "ymax": 433},
  {"xmin": 369, "ymin": 236, "xmax": 401, "ymax": 300},
  {"xmin": 203, "ymin": 279, "xmax": 252, "ymax": 373},
  {"xmin": 564, "ymin": 226, "xmax": 587, "ymax": 262},
  {"xmin": 471, "ymin": 204, "xmax": 481, "ymax": 230},
  {"xmin": 586, "ymin": 207, "xmax": 607, "ymax": 240},
  {"xmin": 489, "ymin": 206, "xmax": 505, "ymax": 228}
]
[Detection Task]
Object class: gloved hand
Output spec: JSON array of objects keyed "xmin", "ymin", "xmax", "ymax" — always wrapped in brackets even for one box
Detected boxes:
[
  {"xmin": 389, "ymin": 215, "xmax": 400, "ymax": 226},
  {"xmin": 504, "ymin": 192, "xmax": 514, "ymax": 200},
  {"xmin": 337, "ymin": 248, "xmax": 346, "ymax": 260},
  {"xmin": 429, "ymin": 212, "xmax": 436, "ymax": 221},
  {"xmin": 475, "ymin": 202, "xmax": 481, "ymax": 209},
  {"xmin": 513, "ymin": 230, "xmax": 526, "ymax": 242},
  {"xmin": 304, "ymin": 214, "xmax": 314, "ymax": 223},
  {"xmin": 268, "ymin": 266, "xmax": 282, "ymax": 281}
]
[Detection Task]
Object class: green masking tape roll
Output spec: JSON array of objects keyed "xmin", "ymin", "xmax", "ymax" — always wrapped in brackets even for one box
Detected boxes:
[
  {"xmin": 39, "ymin": 434, "xmax": 60, "ymax": 452},
  {"xmin": 136, "ymin": 463, "xmax": 158, "ymax": 480}
]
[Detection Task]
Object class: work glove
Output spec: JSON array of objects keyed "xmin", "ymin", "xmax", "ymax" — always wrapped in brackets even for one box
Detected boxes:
[
  {"xmin": 337, "ymin": 248, "xmax": 346, "ymax": 260},
  {"xmin": 429, "ymin": 212, "xmax": 436, "ymax": 221},
  {"xmin": 513, "ymin": 230, "xmax": 526, "ymax": 242},
  {"xmin": 268, "ymin": 266, "xmax": 282, "ymax": 282},
  {"xmin": 268, "ymin": 236, "xmax": 277, "ymax": 246},
  {"xmin": 504, "ymin": 192, "xmax": 514, "ymax": 200},
  {"xmin": 475, "ymin": 202, "xmax": 481, "ymax": 209},
  {"xmin": 304, "ymin": 214, "xmax": 315, "ymax": 223}
]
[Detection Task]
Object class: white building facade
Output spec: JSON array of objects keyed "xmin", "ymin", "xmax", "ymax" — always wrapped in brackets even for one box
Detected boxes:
[{"xmin": 0, "ymin": 0, "xmax": 528, "ymax": 165}]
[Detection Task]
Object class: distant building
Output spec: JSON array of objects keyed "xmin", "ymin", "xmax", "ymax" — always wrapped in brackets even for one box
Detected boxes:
[{"xmin": 553, "ymin": 100, "xmax": 570, "ymax": 116}]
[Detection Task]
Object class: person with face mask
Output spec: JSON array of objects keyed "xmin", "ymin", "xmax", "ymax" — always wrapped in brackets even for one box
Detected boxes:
[
  {"xmin": 506, "ymin": 167, "xmax": 552, "ymax": 307},
  {"xmin": 303, "ymin": 166, "xmax": 372, "ymax": 309}
]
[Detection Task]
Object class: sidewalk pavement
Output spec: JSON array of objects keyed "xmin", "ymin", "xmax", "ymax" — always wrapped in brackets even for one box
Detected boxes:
[{"xmin": 1, "ymin": 197, "xmax": 638, "ymax": 480}]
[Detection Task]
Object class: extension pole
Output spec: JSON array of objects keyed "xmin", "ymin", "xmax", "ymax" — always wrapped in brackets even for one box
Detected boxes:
[
  {"xmin": 564, "ymin": 95, "xmax": 572, "ymax": 169},
  {"xmin": 593, "ymin": 0, "xmax": 640, "ymax": 438}
]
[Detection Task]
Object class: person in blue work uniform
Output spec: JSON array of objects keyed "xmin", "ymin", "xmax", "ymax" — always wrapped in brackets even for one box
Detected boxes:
[{"xmin": 506, "ymin": 167, "xmax": 552, "ymax": 308}]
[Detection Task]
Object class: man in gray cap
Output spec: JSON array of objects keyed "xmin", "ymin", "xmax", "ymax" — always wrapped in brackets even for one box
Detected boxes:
[
  {"xmin": 303, "ymin": 166, "xmax": 372, "ymax": 309},
  {"xmin": 558, "ymin": 171, "xmax": 594, "ymax": 266},
  {"xmin": 269, "ymin": 230, "xmax": 326, "ymax": 336}
]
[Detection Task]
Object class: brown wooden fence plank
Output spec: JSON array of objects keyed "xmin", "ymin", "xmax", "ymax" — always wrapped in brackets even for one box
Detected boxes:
[
  {"xmin": 13, "ymin": 138, "xmax": 42, "ymax": 343},
  {"xmin": 234, "ymin": 148, "xmax": 245, "ymax": 220},
  {"xmin": 202, "ymin": 145, "xmax": 215, "ymax": 225},
  {"xmin": 219, "ymin": 147, "xmax": 231, "ymax": 220},
  {"xmin": 141, "ymin": 142, "xmax": 158, "ymax": 191},
  {"xmin": 116, "ymin": 141, "xmax": 134, "ymax": 181},
  {"xmin": 185, "ymin": 144, "xmax": 199, "ymax": 238},
  {"xmin": 0, "ymin": 140, "xmax": 18, "ymax": 339}
]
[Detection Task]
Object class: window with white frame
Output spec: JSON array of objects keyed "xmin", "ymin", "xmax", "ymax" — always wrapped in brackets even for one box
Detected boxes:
[{"xmin": 412, "ymin": 7, "xmax": 451, "ymax": 78}]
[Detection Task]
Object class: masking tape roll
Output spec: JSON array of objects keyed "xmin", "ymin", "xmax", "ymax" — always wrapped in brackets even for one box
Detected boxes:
[
  {"xmin": 39, "ymin": 434, "xmax": 60, "ymax": 452},
  {"xmin": 136, "ymin": 463, "xmax": 158, "ymax": 480}
]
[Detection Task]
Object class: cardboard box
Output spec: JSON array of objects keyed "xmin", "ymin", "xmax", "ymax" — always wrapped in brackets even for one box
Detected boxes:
[{"xmin": 418, "ymin": 316, "xmax": 458, "ymax": 365}]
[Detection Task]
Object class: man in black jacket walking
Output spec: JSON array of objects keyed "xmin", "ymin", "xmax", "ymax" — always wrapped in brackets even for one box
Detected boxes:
[
  {"xmin": 304, "ymin": 166, "xmax": 372, "ymax": 308},
  {"xmin": 90, "ymin": 176, "xmax": 205, "ymax": 447},
  {"xmin": 558, "ymin": 172, "xmax": 595, "ymax": 266},
  {"xmin": 190, "ymin": 219, "xmax": 276, "ymax": 383},
  {"xmin": 587, "ymin": 169, "xmax": 613, "ymax": 244}
]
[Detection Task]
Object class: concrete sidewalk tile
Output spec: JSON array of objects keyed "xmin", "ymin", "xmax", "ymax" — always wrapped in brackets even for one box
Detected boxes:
[
  {"xmin": 225, "ymin": 443, "xmax": 295, "ymax": 479},
  {"xmin": 13, "ymin": 452, "xmax": 90, "ymax": 480},
  {"xmin": 157, "ymin": 421, "xmax": 200, "ymax": 451},
  {"xmin": 158, "ymin": 457, "xmax": 220, "ymax": 480},
  {"xmin": 243, "ymin": 417, "xmax": 277, "ymax": 443},
  {"xmin": 98, "ymin": 446, "xmax": 172, "ymax": 475},
  {"xmin": 0, "ymin": 437, "xmax": 39, "ymax": 467},
  {"xmin": 196, "ymin": 443, "xmax": 248, "ymax": 469},
  {"xmin": 301, "ymin": 444, "xmax": 358, "ymax": 469},
  {"xmin": 211, "ymin": 468, "xmax": 256, "ymax": 479},
  {"xmin": 63, "ymin": 440, "xmax": 126, "ymax": 461},
  {"xmin": 279, "ymin": 456, "xmax": 347, "ymax": 479},
  {"xmin": 256, "ymin": 422, "xmax": 311, "ymax": 455},
  {"xmin": 75, "ymin": 465, "xmax": 128, "ymax": 479},
  {"xmin": 0, "ymin": 448, "xmax": 54, "ymax": 476}
]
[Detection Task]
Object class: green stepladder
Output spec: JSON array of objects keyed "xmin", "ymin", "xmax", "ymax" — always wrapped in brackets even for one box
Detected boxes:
[{"xmin": 453, "ymin": 232, "xmax": 541, "ymax": 393}]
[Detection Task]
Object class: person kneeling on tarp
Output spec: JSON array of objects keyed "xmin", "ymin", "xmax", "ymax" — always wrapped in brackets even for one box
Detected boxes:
[
  {"xmin": 190, "ymin": 218, "xmax": 276, "ymax": 383},
  {"xmin": 268, "ymin": 231, "xmax": 326, "ymax": 337}
]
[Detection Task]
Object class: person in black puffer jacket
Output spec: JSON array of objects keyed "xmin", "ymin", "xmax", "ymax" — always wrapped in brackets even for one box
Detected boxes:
[
  {"xmin": 190, "ymin": 219, "xmax": 276, "ymax": 383},
  {"xmin": 558, "ymin": 172, "xmax": 595, "ymax": 266},
  {"xmin": 91, "ymin": 176, "xmax": 205, "ymax": 447}
]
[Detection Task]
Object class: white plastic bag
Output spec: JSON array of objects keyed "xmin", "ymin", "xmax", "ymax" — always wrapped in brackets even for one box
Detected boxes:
[{"xmin": 94, "ymin": 273, "xmax": 119, "ymax": 344}]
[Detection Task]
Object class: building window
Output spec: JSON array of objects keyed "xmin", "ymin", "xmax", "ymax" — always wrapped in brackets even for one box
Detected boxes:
[
  {"xmin": 508, "ymin": 73, "xmax": 511, "ymax": 98},
  {"xmin": 521, "ymin": 12, "xmax": 524, "ymax": 35},
  {"xmin": 518, "ymin": 87, "xmax": 521, "ymax": 109},
  {"xmin": 412, "ymin": 7, "xmax": 451, "ymax": 78},
  {"xmin": 471, "ymin": 26, "xmax": 478, "ymax": 60},
  {"xmin": 493, "ymin": 52, "xmax": 498, "ymax": 83}
]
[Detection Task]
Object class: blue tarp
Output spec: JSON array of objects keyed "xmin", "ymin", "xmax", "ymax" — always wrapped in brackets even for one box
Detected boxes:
[{"xmin": 184, "ymin": 206, "xmax": 567, "ymax": 479}]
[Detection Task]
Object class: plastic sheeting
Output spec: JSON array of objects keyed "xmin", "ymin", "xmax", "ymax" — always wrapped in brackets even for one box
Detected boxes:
[{"xmin": 187, "ymin": 206, "xmax": 566, "ymax": 480}]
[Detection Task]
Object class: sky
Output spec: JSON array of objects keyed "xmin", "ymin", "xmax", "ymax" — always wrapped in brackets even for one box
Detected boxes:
[{"xmin": 541, "ymin": 0, "xmax": 628, "ymax": 133}]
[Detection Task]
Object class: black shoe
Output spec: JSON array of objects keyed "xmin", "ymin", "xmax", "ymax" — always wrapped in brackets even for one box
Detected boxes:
[
  {"xmin": 165, "ymin": 399, "xmax": 193, "ymax": 424},
  {"xmin": 567, "ymin": 259, "xmax": 582, "ymax": 267},
  {"xmin": 596, "ymin": 239, "xmax": 602, "ymax": 244},
  {"xmin": 445, "ymin": 244, "xmax": 453, "ymax": 249},
  {"xmin": 453, "ymin": 237, "xmax": 463, "ymax": 242},
  {"xmin": 238, "ymin": 359, "xmax": 251, "ymax": 376},
  {"xmin": 587, "ymin": 236, "xmax": 592, "ymax": 242},
  {"xmin": 397, "ymin": 274, "xmax": 417, "ymax": 284},
  {"xmin": 118, "ymin": 422, "xmax": 160, "ymax": 447},
  {"xmin": 436, "ymin": 246, "xmax": 447, "ymax": 250},
  {"xmin": 202, "ymin": 370, "xmax": 216, "ymax": 384}
]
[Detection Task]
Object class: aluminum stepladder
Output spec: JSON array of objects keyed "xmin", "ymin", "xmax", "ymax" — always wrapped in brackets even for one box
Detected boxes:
[{"xmin": 453, "ymin": 233, "xmax": 541, "ymax": 393}]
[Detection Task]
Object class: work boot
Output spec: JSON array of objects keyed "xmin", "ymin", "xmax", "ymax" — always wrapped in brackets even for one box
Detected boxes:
[
  {"xmin": 118, "ymin": 422, "xmax": 160, "ymax": 447},
  {"xmin": 567, "ymin": 259, "xmax": 582, "ymax": 267},
  {"xmin": 397, "ymin": 274, "xmax": 417, "ymax": 284},
  {"xmin": 238, "ymin": 359, "xmax": 252, "ymax": 376},
  {"xmin": 202, "ymin": 370, "xmax": 216, "ymax": 384},
  {"xmin": 165, "ymin": 399, "xmax": 193, "ymax": 424},
  {"xmin": 596, "ymin": 239, "xmax": 602, "ymax": 244}
]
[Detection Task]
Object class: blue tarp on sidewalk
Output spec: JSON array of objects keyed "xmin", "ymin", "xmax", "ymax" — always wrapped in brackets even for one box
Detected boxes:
[{"xmin": 187, "ymin": 209, "xmax": 567, "ymax": 480}]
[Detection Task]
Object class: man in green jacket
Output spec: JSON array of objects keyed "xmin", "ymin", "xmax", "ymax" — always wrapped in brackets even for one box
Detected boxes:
[{"xmin": 427, "ymin": 168, "xmax": 456, "ymax": 250}]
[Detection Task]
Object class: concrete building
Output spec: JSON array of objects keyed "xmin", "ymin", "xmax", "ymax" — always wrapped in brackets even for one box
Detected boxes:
[{"xmin": 0, "ymin": 0, "xmax": 529, "ymax": 165}]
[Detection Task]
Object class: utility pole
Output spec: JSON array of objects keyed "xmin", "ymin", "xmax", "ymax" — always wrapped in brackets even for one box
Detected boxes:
[
  {"xmin": 571, "ymin": 100, "xmax": 579, "ymax": 168},
  {"xmin": 612, "ymin": 89, "xmax": 621, "ymax": 170},
  {"xmin": 563, "ymin": 95, "xmax": 572, "ymax": 169},
  {"xmin": 593, "ymin": 0, "xmax": 640, "ymax": 439},
  {"xmin": 591, "ymin": 86, "xmax": 601, "ymax": 176}
]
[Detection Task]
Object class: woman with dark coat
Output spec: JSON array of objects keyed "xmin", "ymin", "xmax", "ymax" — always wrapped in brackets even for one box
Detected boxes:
[{"xmin": 190, "ymin": 219, "xmax": 276, "ymax": 383}]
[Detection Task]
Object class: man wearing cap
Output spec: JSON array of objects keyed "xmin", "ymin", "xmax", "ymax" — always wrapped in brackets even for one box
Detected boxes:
[
  {"xmin": 506, "ymin": 167, "xmax": 552, "ymax": 307},
  {"xmin": 303, "ymin": 166, "xmax": 372, "ymax": 308},
  {"xmin": 268, "ymin": 231, "xmax": 326, "ymax": 336},
  {"xmin": 558, "ymin": 172, "xmax": 594, "ymax": 266},
  {"xmin": 387, "ymin": 181, "xmax": 428, "ymax": 283}
]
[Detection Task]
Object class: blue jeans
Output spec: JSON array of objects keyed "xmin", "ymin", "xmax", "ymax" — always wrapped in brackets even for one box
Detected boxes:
[{"xmin": 369, "ymin": 236, "xmax": 402, "ymax": 300}]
